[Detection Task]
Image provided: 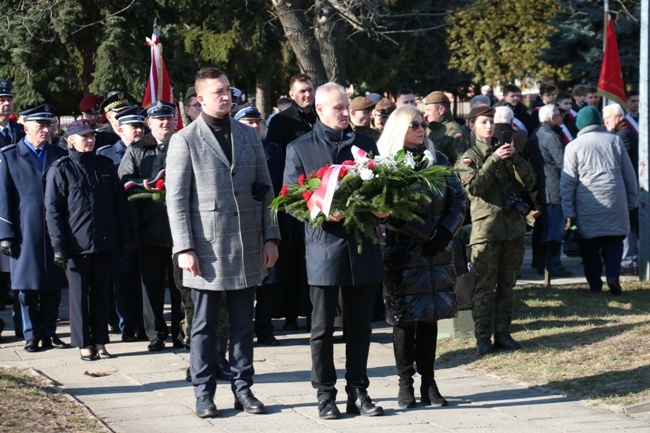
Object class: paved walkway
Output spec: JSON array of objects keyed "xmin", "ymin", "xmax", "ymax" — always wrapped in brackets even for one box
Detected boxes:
[{"xmin": 0, "ymin": 246, "xmax": 648, "ymax": 432}]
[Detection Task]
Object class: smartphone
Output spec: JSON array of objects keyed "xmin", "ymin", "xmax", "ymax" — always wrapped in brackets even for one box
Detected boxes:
[{"xmin": 500, "ymin": 130, "xmax": 513, "ymax": 146}]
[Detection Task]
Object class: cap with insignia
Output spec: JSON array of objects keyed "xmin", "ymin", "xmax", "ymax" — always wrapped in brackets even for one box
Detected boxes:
[
  {"xmin": 20, "ymin": 104, "xmax": 55, "ymax": 124},
  {"xmin": 0, "ymin": 79, "xmax": 13, "ymax": 97},
  {"xmin": 375, "ymin": 98, "xmax": 396, "ymax": 116},
  {"xmin": 231, "ymin": 88, "xmax": 242, "ymax": 105},
  {"xmin": 234, "ymin": 106, "xmax": 262, "ymax": 121},
  {"xmin": 350, "ymin": 96, "xmax": 375, "ymax": 111},
  {"xmin": 423, "ymin": 91, "xmax": 450, "ymax": 105},
  {"xmin": 115, "ymin": 106, "xmax": 146, "ymax": 126},
  {"xmin": 67, "ymin": 119, "xmax": 97, "ymax": 136},
  {"xmin": 146, "ymin": 100, "xmax": 175, "ymax": 119},
  {"xmin": 467, "ymin": 105, "xmax": 495, "ymax": 121},
  {"xmin": 100, "ymin": 91, "xmax": 137, "ymax": 113}
]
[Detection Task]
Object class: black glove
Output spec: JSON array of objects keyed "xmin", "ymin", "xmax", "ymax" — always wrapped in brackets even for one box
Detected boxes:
[
  {"xmin": 0, "ymin": 238, "xmax": 18, "ymax": 259},
  {"xmin": 53, "ymin": 250, "xmax": 68, "ymax": 270},
  {"xmin": 423, "ymin": 227, "xmax": 453, "ymax": 258}
]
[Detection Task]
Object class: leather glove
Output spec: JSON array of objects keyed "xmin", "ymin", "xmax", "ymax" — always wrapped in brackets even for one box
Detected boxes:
[
  {"xmin": 0, "ymin": 238, "xmax": 19, "ymax": 259},
  {"xmin": 53, "ymin": 250, "xmax": 68, "ymax": 270},
  {"xmin": 423, "ymin": 227, "xmax": 453, "ymax": 258}
]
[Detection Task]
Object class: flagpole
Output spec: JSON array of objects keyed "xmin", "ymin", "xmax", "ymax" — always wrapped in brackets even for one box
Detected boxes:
[{"xmin": 604, "ymin": 0, "xmax": 609, "ymax": 107}]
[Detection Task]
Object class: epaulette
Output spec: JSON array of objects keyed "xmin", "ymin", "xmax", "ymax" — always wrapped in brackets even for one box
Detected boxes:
[
  {"xmin": 52, "ymin": 156, "xmax": 71, "ymax": 167},
  {"xmin": 96, "ymin": 144, "xmax": 113, "ymax": 154},
  {"xmin": 0, "ymin": 143, "xmax": 17, "ymax": 152}
]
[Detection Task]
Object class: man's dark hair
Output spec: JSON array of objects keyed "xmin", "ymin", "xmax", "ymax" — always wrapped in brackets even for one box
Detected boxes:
[
  {"xmin": 396, "ymin": 88, "xmax": 414, "ymax": 98},
  {"xmin": 627, "ymin": 89, "xmax": 639, "ymax": 99},
  {"xmin": 557, "ymin": 91, "xmax": 572, "ymax": 102},
  {"xmin": 572, "ymin": 84, "xmax": 588, "ymax": 97},
  {"xmin": 502, "ymin": 84, "xmax": 521, "ymax": 96},
  {"xmin": 276, "ymin": 96, "xmax": 292, "ymax": 107},
  {"xmin": 289, "ymin": 73, "xmax": 312, "ymax": 89},
  {"xmin": 539, "ymin": 82, "xmax": 557, "ymax": 95},
  {"xmin": 587, "ymin": 85, "xmax": 598, "ymax": 94}
]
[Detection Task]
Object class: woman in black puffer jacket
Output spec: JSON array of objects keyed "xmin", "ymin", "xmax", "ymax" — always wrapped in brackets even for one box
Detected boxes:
[{"xmin": 377, "ymin": 106, "xmax": 467, "ymax": 409}]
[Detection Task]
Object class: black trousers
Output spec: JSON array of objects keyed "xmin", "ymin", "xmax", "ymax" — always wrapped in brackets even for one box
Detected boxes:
[
  {"xmin": 310, "ymin": 284, "xmax": 375, "ymax": 402},
  {"xmin": 66, "ymin": 253, "xmax": 112, "ymax": 348},
  {"xmin": 190, "ymin": 287, "xmax": 256, "ymax": 398},
  {"xmin": 254, "ymin": 284, "xmax": 275, "ymax": 338},
  {"xmin": 18, "ymin": 289, "xmax": 61, "ymax": 341},
  {"xmin": 138, "ymin": 247, "xmax": 182, "ymax": 342}
]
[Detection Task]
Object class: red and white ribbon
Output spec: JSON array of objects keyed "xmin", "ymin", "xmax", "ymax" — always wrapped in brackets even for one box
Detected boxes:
[
  {"xmin": 625, "ymin": 113, "xmax": 639, "ymax": 136},
  {"xmin": 124, "ymin": 169, "xmax": 166, "ymax": 191}
]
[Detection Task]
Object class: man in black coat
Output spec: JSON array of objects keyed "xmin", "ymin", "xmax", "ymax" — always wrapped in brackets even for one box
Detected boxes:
[
  {"xmin": 0, "ymin": 80, "xmax": 25, "ymax": 147},
  {"xmin": 284, "ymin": 83, "xmax": 385, "ymax": 420}
]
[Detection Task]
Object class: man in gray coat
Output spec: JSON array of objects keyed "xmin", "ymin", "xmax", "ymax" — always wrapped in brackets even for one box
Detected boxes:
[
  {"xmin": 561, "ymin": 106, "xmax": 638, "ymax": 294},
  {"xmin": 284, "ymin": 83, "xmax": 385, "ymax": 420},
  {"xmin": 166, "ymin": 67, "xmax": 279, "ymax": 418}
]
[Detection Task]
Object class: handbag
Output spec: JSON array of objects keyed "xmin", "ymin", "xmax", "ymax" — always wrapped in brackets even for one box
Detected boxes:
[{"xmin": 563, "ymin": 226, "xmax": 581, "ymax": 258}]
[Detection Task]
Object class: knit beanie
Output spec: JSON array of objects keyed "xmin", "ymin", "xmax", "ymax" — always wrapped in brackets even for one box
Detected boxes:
[{"xmin": 575, "ymin": 106, "xmax": 601, "ymax": 131}]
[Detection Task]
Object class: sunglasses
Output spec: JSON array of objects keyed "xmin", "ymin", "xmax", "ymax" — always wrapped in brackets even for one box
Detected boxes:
[{"xmin": 410, "ymin": 120, "xmax": 428, "ymax": 130}]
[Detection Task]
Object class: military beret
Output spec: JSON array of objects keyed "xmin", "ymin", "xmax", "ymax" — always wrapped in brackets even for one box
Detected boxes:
[
  {"xmin": 423, "ymin": 91, "xmax": 450, "ymax": 105},
  {"xmin": 20, "ymin": 104, "xmax": 55, "ymax": 124},
  {"xmin": 79, "ymin": 93, "xmax": 102, "ymax": 114},
  {"xmin": 467, "ymin": 105, "xmax": 495, "ymax": 120},
  {"xmin": 375, "ymin": 98, "xmax": 396, "ymax": 115},
  {"xmin": 67, "ymin": 119, "xmax": 96, "ymax": 136},
  {"xmin": 234, "ymin": 106, "xmax": 262, "ymax": 121},
  {"xmin": 115, "ymin": 106, "xmax": 146, "ymax": 125},
  {"xmin": 146, "ymin": 100, "xmax": 175, "ymax": 118},
  {"xmin": 0, "ymin": 79, "xmax": 13, "ymax": 97},
  {"xmin": 100, "ymin": 91, "xmax": 137, "ymax": 113},
  {"xmin": 350, "ymin": 96, "xmax": 375, "ymax": 111}
]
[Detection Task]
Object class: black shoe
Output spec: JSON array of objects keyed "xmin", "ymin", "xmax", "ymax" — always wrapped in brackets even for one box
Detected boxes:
[
  {"xmin": 318, "ymin": 399, "xmax": 341, "ymax": 419},
  {"xmin": 607, "ymin": 279, "xmax": 623, "ymax": 295},
  {"xmin": 346, "ymin": 386, "xmax": 384, "ymax": 416},
  {"xmin": 493, "ymin": 332, "xmax": 521, "ymax": 350},
  {"xmin": 476, "ymin": 337, "xmax": 494, "ymax": 355},
  {"xmin": 80, "ymin": 346, "xmax": 98, "ymax": 361},
  {"xmin": 121, "ymin": 331, "xmax": 137, "ymax": 342},
  {"xmin": 257, "ymin": 335, "xmax": 280, "ymax": 346},
  {"xmin": 234, "ymin": 391, "xmax": 266, "ymax": 414},
  {"xmin": 40, "ymin": 337, "xmax": 54, "ymax": 350},
  {"xmin": 24, "ymin": 339, "xmax": 40, "ymax": 352},
  {"xmin": 147, "ymin": 338, "xmax": 165, "ymax": 352},
  {"xmin": 282, "ymin": 319, "xmax": 299, "ymax": 331},
  {"xmin": 196, "ymin": 395, "xmax": 219, "ymax": 418},
  {"xmin": 135, "ymin": 330, "xmax": 148, "ymax": 341},
  {"xmin": 51, "ymin": 335, "xmax": 70, "ymax": 349},
  {"xmin": 420, "ymin": 380, "xmax": 448, "ymax": 407},
  {"xmin": 185, "ymin": 367, "xmax": 191, "ymax": 382}
]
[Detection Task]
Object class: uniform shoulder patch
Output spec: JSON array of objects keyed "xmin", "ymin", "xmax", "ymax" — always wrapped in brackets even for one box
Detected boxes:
[
  {"xmin": 462, "ymin": 157, "xmax": 473, "ymax": 165},
  {"xmin": 454, "ymin": 132, "xmax": 463, "ymax": 139}
]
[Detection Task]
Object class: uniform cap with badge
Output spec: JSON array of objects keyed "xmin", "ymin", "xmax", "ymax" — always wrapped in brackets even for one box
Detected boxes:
[
  {"xmin": 67, "ymin": 119, "xmax": 97, "ymax": 136},
  {"xmin": 375, "ymin": 98, "xmax": 396, "ymax": 116},
  {"xmin": 100, "ymin": 91, "xmax": 137, "ymax": 114},
  {"xmin": 146, "ymin": 101, "xmax": 175, "ymax": 119},
  {"xmin": 115, "ymin": 106, "xmax": 146, "ymax": 126},
  {"xmin": 350, "ymin": 96, "xmax": 375, "ymax": 112},
  {"xmin": 423, "ymin": 91, "xmax": 451, "ymax": 105},
  {"xmin": 0, "ymin": 80, "xmax": 13, "ymax": 98},
  {"xmin": 467, "ymin": 105, "xmax": 495, "ymax": 121},
  {"xmin": 234, "ymin": 106, "xmax": 262, "ymax": 121},
  {"xmin": 20, "ymin": 104, "xmax": 56, "ymax": 124}
]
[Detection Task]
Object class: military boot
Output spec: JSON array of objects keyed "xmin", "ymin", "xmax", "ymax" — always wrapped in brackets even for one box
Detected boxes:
[
  {"xmin": 493, "ymin": 332, "xmax": 521, "ymax": 350},
  {"xmin": 476, "ymin": 337, "xmax": 494, "ymax": 355}
]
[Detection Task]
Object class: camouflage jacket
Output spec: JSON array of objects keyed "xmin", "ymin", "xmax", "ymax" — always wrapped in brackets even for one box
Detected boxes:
[
  {"xmin": 428, "ymin": 111, "xmax": 470, "ymax": 164},
  {"xmin": 351, "ymin": 123, "xmax": 381, "ymax": 142},
  {"xmin": 455, "ymin": 138, "xmax": 536, "ymax": 245}
]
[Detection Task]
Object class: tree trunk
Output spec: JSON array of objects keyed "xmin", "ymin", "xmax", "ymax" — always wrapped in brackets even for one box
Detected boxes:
[
  {"xmin": 256, "ymin": 74, "xmax": 272, "ymax": 120},
  {"xmin": 272, "ymin": 0, "xmax": 328, "ymax": 84},
  {"xmin": 315, "ymin": 1, "xmax": 347, "ymax": 85}
]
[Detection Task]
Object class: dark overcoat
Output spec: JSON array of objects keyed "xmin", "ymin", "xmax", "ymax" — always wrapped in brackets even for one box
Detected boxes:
[
  {"xmin": 0, "ymin": 140, "xmax": 67, "ymax": 290},
  {"xmin": 0, "ymin": 120, "xmax": 26, "ymax": 147},
  {"xmin": 283, "ymin": 120, "xmax": 383, "ymax": 286}
]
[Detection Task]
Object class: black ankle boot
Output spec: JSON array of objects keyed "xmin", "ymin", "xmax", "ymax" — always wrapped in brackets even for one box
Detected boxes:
[
  {"xmin": 493, "ymin": 332, "xmax": 521, "ymax": 350},
  {"xmin": 420, "ymin": 378, "xmax": 448, "ymax": 407},
  {"xmin": 397, "ymin": 378, "xmax": 416, "ymax": 408},
  {"xmin": 346, "ymin": 386, "xmax": 384, "ymax": 416}
]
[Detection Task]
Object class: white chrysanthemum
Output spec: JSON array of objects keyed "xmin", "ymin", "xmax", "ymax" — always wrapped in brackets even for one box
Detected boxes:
[
  {"xmin": 360, "ymin": 168, "xmax": 375, "ymax": 180},
  {"xmin": 423, "ymin": 149, "xmax": 435, "ymax": 162}
]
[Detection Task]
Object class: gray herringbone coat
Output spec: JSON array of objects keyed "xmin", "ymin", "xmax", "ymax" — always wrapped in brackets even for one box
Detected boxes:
[{"xmin": 166, "ymin": 116, "xmax": 279, "ymax": 291}]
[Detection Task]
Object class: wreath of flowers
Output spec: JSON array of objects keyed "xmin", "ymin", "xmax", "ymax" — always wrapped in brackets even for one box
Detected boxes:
[
  {"xmin": 124, "ymin": 169, "xmax": 166, "ymax": 204},
  {"xmin": 270, "ymin": 146, "xmax": 452, "ymax": 252}
]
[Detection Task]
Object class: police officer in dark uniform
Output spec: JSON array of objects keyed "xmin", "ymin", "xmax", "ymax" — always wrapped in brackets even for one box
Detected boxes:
[
  {"xmin": 118, "ymin": 101, "xmax": 182, "ymax": 352},
  {"xmin": 44, "ymin": 119, "xmax": 130, "ymax": 360},
  {"xmin": 0, "ymin": 104, "xmax": 69, "ymax": 352},
  {"xmin": 0, "ymin": 80, "xmax": 25, "ymax": 147},
  {"xmin": 97, "ymin": 106, "xmax": 147, "ymax": 342}
]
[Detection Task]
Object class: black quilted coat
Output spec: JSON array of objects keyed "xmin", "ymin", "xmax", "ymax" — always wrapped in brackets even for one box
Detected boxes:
[{"xmin": 383, "ymin": 147, "xmax": 467, "ymax": 325}]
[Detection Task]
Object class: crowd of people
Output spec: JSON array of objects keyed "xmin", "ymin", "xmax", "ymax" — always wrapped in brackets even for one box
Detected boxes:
[{"xmin": 0, "ymin": 72, "xmax": 639, "ymax": 419}]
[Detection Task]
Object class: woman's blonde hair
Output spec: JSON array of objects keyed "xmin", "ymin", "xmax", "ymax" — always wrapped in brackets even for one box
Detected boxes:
[{"xmin": 377, "ymin": 105, "xmax": 426, "ymax": 157}]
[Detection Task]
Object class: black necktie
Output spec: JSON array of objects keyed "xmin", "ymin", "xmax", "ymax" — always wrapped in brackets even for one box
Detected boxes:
[
  {"xmin": 1, "ymin": 129, "xmax": 10, "ymax": 144},
  {"xmin": 35, "ymin": 148, "xmax": 41, "ymax": 156}
]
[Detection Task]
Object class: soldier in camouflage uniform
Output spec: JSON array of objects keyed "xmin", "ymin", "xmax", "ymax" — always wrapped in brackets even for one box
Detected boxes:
[
  {"xmin": 349, "ymin": 96, "xmax": 381, "ymax": 141},
  {"xmin": 423, "ymin": 91, "xmax": 470, "ymax": 165},
  {"xmin": 454, "ymin": 106, "xmax": 536, "ymax": 355}
]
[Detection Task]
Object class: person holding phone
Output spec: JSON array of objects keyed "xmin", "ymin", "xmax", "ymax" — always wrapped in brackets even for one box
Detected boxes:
[{"xmin": 454, "ymin": 106, "xmax": 536, "ymax": 355}]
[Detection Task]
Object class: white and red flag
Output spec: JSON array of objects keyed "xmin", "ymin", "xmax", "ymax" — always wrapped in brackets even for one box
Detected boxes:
[{"xmin": 142, "ymin": 21, "xmax": 183, "ymax": 130}]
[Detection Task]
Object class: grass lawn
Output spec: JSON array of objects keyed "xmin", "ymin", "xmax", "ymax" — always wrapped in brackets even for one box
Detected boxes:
[{"xmin": 437, "ymin": 280, "xmax": 650, "ymax": 410}]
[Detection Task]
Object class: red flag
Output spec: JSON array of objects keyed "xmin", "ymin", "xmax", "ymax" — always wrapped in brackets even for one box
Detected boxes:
[
  {"xmin": 142, "ymin": 24, "xmax": 183, "ymax": 131},
  {"xmin": 598, "ymin": 15, "xmax": 626, "ymax": 109}
]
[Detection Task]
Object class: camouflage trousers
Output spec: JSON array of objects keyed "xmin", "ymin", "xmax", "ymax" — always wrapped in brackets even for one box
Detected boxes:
[
  {"xmin": 173, "ymin": 261, "xmax": 229, "ymax": 346},
  {"xmin": 470, "ymin": 239, "xmax": 524, "ymax": 339}
]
